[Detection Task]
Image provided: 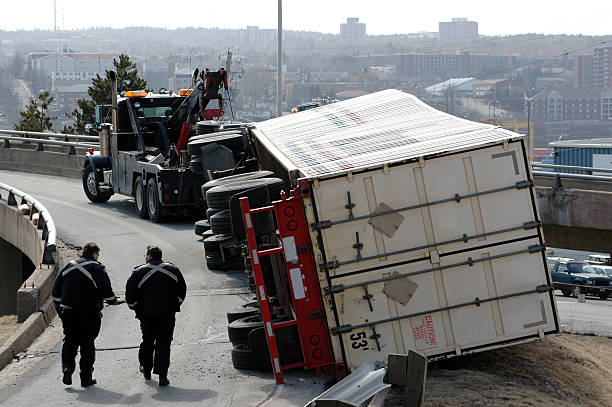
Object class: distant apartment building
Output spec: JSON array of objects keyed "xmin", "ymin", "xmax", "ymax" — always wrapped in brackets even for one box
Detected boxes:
[
  {"xmin": 29, "ymin": 52, "xmax": 116, "ymax": 115},
  {"xmin": 52, "ymin": 80, "xmax": 89, "ymax": 113},
  {"xmin": 574, "ymin": 55, "xmax": 594, "ymax": 88},
  {"xmin": 340, "ymin": 18, "xmax": 366, "ymax": 43},
  {"xmin": 439, "ymin": 18, "xmax": 478, "ymax": 42},
  {"xmin": 532, "ymin": 88, "xmax": 612, "ymax": 121},
  {"xmin": 396, "ymin": 53, "xmax": 517, "ymax": 78},
  {"xmin": 168, "ymin": 69, "xmax": 192, "ymax": 91},
  {"xmin": 593, "ymin": 47, "xmax": 612, "ymax": 89},
  {"xmin": 30, "ymin": 53, "xmax": 115, "ymax": 81},
  {"xmin": 237, "ymin": 26, "xmax": 277, "ymax": 49}
]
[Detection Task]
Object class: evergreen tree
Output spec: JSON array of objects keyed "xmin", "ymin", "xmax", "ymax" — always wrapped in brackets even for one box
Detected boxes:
[
  {"xmin": 67, "ymin": 54, "xmax": 147, "ymax": 133},
  {"xmin": 15, "ymin": 92, "xmax": 56, "ymax": 132}
]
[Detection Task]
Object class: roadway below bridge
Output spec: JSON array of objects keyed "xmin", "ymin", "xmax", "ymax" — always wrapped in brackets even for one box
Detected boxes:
[
  {"xmin": 0, "ymin": 170, "xmax": 324, "ymax": 406},
  {"xmin": 0, "ymin": 170, "xmax": 610, "ymax": 406}
]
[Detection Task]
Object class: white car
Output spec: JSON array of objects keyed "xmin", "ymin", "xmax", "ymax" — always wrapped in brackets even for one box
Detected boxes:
[
  {"xmin": 592, "ymin": 265, "xmax": 612, "ymax": 279},
  {"xmin": 588, "ymin": 254, "xmax": 611, "ymax": 265}
]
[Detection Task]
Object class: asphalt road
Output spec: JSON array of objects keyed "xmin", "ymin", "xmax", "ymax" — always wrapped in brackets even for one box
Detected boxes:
[
  {"xmin": 0, "ymin": 170, "xmax": 326, "ymax": 407},
  {"xmin": 555, "ymin": 293, "xmax": 612, "ymax": 336},
  {"xmin": 1, "ymin": 170, "xmax": 610, "ymax": 406}
]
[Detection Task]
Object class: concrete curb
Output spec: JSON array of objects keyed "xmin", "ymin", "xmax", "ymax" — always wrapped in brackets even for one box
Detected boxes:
[
  {"xmin": 17, "ymin": 266, "xmax": 57, "ymax": 322},
  {"xmin": 0, "ymin": 289, "xmax": 58, "ymax": 372},
  {"xmin": 0, "ymin": 345, "xmax": 12, "ymax": 371}
]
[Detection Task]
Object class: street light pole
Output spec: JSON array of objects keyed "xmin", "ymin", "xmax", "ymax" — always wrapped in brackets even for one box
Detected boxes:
[
  {"xmin": 526, "ymin": 97, "xmax": 533, "ymax": 161},
  {"xmin": 276, "ymin": 0, "xmax": 282, "ymax": 117}
]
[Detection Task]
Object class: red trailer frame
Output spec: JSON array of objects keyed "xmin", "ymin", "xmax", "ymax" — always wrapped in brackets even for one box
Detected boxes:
[{"xmin": 240, "ymin": 187, "xmax": 340, "ymax": 384}]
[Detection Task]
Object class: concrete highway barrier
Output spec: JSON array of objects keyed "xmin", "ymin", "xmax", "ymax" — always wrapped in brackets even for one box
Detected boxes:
[
  {"xmin": 0, "ymin": 147, "xmax": 82, "ymax": 179},
  {"xmin": 0, "ymin": 183, "xmax": 60, "ymax": 371}
]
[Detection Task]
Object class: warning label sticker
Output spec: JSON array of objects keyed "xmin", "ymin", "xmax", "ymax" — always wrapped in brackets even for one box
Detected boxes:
[{"xmin": 410, "ymin": 314, "xmax": 437, "ymax": 351}]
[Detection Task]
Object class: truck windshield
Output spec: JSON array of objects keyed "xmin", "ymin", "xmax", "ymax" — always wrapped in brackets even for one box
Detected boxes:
[
  {"xmin": 138, "ymin": 107, "xmax": 173, "ymax": 118},
  {"xmin": 568, "ymin": 262, "xmax": 595, "ymax": 274}
]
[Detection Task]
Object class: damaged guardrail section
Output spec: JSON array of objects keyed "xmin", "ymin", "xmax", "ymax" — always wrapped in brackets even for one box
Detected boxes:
[{"xmin": 0, "ymin": 182, "xmax": 59, "ymax": 371}]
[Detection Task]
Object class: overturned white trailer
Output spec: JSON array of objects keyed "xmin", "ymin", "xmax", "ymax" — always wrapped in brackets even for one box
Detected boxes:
[{"xmin": 249, "ymin": 89, "xmax": 560, "ymax": 373}]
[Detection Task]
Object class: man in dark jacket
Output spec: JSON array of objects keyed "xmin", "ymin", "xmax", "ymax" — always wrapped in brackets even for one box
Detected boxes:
[
  {"xmin": 125, "ymin": 245, "xmax": 186, "ymax": 387},
  {"xmin": 52, "ymin": 242, "xmax": 120, "ymax": 387}
]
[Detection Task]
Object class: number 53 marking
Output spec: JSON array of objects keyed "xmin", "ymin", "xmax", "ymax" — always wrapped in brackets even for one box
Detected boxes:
[{"xmin": 349, "ymin": 332, "xmax": 369, "ymax": 350}]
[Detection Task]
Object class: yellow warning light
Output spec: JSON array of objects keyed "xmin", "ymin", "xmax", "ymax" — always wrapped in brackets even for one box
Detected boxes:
[
  {"xmin": 179, "ymin": 89, "xmax": 193, "ymax": 96},
  {"xmin": 124, "ymin": 90, "xmax": 147, "ymax": 97}
]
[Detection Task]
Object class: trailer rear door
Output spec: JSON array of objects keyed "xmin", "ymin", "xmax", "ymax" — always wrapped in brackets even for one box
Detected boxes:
[{"xmin": 303, "ymin": 141, "xmax": 559, "ymax": 370}]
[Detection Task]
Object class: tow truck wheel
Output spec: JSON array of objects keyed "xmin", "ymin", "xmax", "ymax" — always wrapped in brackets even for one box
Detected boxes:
[
  {"xmin": 82, "ymin": 165, "xmax": 112, "ymax": 203},
  {"xmin": 146, "ymin": 178, "xmax": 163, "ymax": 222},
  {"xmin": 134, "ymin": 176, "xmax": 148, "ymax": 219}
]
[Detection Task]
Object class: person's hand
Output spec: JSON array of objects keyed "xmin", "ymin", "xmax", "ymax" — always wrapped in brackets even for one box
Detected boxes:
[{"xmin": 110, "ymin": 296, "xmax": 126, "ymax": 305}]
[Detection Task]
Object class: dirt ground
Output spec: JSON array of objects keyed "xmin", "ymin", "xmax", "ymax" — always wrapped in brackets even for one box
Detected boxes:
[
  {"xmin": 0, "ymin": 315, "xmax": 19, "ymax": 346},
  {"xmin": 424, "ymin": 334, "xmax": 612, "ymax": 406}
]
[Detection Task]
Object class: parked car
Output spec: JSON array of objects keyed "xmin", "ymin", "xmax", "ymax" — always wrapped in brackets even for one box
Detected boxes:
[
  {"xmin": 549, "ymin": 259, "xmax": 612, "ymax": 299},
  {"xmin": 592, "ymin": 264, "xmax": 612, "ymax": 279},
  {"xmin": 587, "ymin": 254, "xmax": 611, "ymax": 266}
]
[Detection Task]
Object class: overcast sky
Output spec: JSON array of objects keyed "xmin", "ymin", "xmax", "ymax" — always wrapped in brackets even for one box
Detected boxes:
[{"xmin": 1, "ymin": 0, "xmax": 611, "ymax": 36}]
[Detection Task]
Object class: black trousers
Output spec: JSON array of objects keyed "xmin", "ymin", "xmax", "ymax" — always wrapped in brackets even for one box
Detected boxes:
[
  {"xmin": 138, "ymin": 314, "xmax": 176, "ymax": 376},
  {"xmin": 60, "ymin": 309, "xmax": 101, "ymax": 377}
]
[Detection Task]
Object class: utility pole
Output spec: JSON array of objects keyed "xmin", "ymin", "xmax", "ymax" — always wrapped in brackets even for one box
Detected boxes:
[
  {"xmin": 54, "ymin": 0, "xmax": 57, "ymax": 31},
  {"xmin": 276, "ymin": 0, "xmax": 282, "ymax": 117}
]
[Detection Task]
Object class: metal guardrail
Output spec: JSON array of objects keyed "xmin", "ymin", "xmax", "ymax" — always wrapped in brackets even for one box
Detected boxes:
[
  {"xmin": 531, "ymin": 162, "xmax": 612, "ymax": 175},
  {"xmin": 0, "ymin": 129, "xmax": 99, "ymax": 142},
  {"xmin": 0, "ymin": 135, "xmax": 98, "ymax": 155},
  {"xmin": 532, "ymin": 170, "xmax": 612, "ymax": 182},
  {"xmin": 0, "ymin": 182, "xmax": 57, "ymax": 265}
]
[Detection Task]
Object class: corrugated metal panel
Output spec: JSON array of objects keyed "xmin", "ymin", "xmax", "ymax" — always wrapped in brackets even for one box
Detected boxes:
[
  {"xmin": 254, "ymin": 89, "xmax": 521, "ymax": 178},
  {"xmin": 553, "ymin": 145, "xmax": 612, "ymax": 173}
]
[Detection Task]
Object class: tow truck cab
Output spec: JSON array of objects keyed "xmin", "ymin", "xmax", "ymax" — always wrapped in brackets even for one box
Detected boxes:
[{"xmin": 83, "ymin": 89, "xmax": 207, "ymax": 220}]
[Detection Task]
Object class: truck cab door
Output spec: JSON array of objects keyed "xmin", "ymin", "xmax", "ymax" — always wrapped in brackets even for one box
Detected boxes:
[
  {"xmin": 556, "ymin": 262, "xmax": 571, "ymax": 284},
  {"xmin": 111, "ymin": 132, "xmax": 139, "ymax": 195}
]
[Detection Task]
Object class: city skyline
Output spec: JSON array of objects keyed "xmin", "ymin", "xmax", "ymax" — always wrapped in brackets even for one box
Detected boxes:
[{"xmin": 1, "ymin": 0, "xmax": 611, "ymax": 36}]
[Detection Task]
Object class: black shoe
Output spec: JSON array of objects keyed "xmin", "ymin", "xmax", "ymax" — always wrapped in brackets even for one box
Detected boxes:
[
  {"xmin": 159, "ymin": 375, "xmax": 169, "ymax": 387},
  {"xmin": 62, "ymin": 369, "xmax": 72, "ymax": 385},
  {"xmin": 80, "ymin": 377, "xmax": 97, "ymax": 387},
  {"xmin": 139, "ymin": 366, "xmax": 151, "ymax": 380}
]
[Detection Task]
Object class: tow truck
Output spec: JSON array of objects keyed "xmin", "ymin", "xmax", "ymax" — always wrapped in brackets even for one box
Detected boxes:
[{"xmin": 81, "ymin": 63, "xmax": 231, "ymax": 221}]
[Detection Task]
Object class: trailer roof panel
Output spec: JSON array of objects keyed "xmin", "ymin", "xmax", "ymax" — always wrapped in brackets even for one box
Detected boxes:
[{"xmin": 253, "ymin": 89, "xmax": 521, "ymax": 178}]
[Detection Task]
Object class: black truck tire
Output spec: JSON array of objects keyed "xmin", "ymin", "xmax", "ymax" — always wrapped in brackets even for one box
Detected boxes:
[
  {"xmin": 194, "ymin": 220, "xmax": 210, "ymax": 236},
  {"xmin": 201, "ymin": 171, "xmax": 275, "ymax": 198},
  {"xmin": 187, "ymin": 134, "xmax": 246, "ymax": 155},
  {"xmin": 203, "ymin": 234, "xmax": 233, "ymax": 254},
  {"xmin": 190, "ymin": 158, "xmax": 204, "ymax": 174},
  {"xmin": 206, "ymin": 207, "xmax": 223, "ymax": 220},
  {"xmin": 210, "ymin": 211, "xmax": 233, "ymax": 235},
  {"xmin": 82, "ymin": 165, "xmax": 112, "ymax": 203},
  {"xmin": 205, "ymin": 253, "xmax": 223, "ymax": 270},
  {"xmin": 206, "ymin": 178, "xmax": 284, "ymax": 210},
  {"xmin": 228, "ymin": 315, "xmax": 263, "ymax": 346},
  {"xmin": 195, "ymin": 121, "xmax": 222, "ymax": 135},
  {"xmin": 223, "ymin": 255, "xmax": 245, "ymax": 271},
  {"xmin": 192, "ymin": 184, "xmax": 207, "ymax": 212},
  {"xmin": 134, "ymin": 176, "xmax": 148, "ymax": 219},
  {"xmin": 226, "ymin": 306, "xmax": 259, "ymax": 324},
  {"xmin": 193, "ymin": 129, "xmax": 242, "ymax": 140},
  {"xmin": 231, "ymin": 345, "xmax": 255, "ymax": 370},
  {"xmin": 146, "ymin": 177, "xmax": 163, "ymax": 222}
]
